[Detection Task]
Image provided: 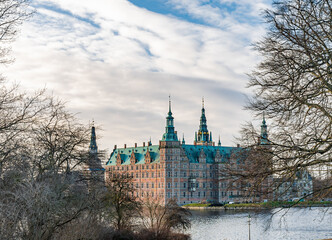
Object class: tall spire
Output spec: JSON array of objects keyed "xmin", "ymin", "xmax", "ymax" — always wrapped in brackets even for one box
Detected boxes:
[
  {"xmin": 218, "ymin": 135, "xmax": 221, "ymax": 146},
  {"xmin": 199, "ymin": 98, "xmax": 208, "ymax": 134},
  {"xmin": 168, "ymin": 94, "xmax": 171, "ymax": 113},
  {"xmin": 89, "ymin": 121, "xmax": 98, "ymax": 154},
  {"xmin": 182, "ymin": 133, "xmax": 185, "ymax": 144},
  {"xmin": 87, "ymin": 121, "xmax": 104, "ymax": 186},
  {"xmin": 196, "ymin": 97, "xmax": 210, "ymax": 143},
  {"xmin": 260, "ymin": 112, "xmax": 268, "ymax": 145},
  {"xmin": 161, "ymin": 96, "xmax": 178, "ymax": 141}
]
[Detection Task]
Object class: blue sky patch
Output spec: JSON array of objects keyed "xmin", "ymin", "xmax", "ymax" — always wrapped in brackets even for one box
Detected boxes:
[
  {"xmin": 33, "ymin": 2, "xmax": 101, "ymax": 29},
  {"xmin": 127, "ymin": 0, "xmax": 217, "ymax": 27},
  {"xmin": 128, "ymin": 0, "xmax": 266, "ymax": 27}
]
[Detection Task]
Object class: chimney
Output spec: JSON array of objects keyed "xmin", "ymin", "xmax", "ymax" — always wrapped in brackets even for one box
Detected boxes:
[
  {"xmin": 237, "ymin": 144, "xmax": 240, "ymax": 148},
  {"xmin": 135, "ymin": 143, "xmax": 137, "ymax": 148},
  {"xmin": 194, "ymin": 141, "xmax": 197, "ymax": 146},
  {"xmin": 114, "ymin": 145, "xmax": 117, "ymax": 150},
  {"xmin": 124, "ymin": 144, "xmax": 127, "ymax": 149},
  {"xmin": 143, "ymin": 142, "xmax": 145, "ymax": 147},
  {"xmin": 213, "ymin": 142, "xmax": 215, "ymax": 146}
]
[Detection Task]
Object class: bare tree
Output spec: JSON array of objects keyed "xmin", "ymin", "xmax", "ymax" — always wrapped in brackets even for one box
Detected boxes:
[
  {"xmin": 0, "ymin": 0, "xmax": 32, "ymax": 64},
  {"xmin": 0, "ymin": 96, "xmax": 104, "ymax": 239},
  {"xmin": 0, "ymin": 86, "xmax": 48, "ymax": 174},
  {"xmin": 0, "ymin": 90, "xmax": 91, "ymax": 177},
  {"xmin": 138, "ymin": 196, "xmax": 191, "ymax": 240},
  {"xmin": 0, "ymin": 1, "xmax": 111, "ymax": 239},
  {"xmin": 240, "ymin": 0, "xmax": 331, "ymax": 200},
  {"xmin": 0, "ymin": 0, "xmax": 38, "ymax": 174},
  {"xmin": 221, "ymin": 144, "xmax": 274, "ymax": 202},
  {"xmin": 29, "ymin": 100, "xmax": 91, "ymax": 179},
  {"xmin": 103, "ymin": 173, "xmax": 141, "ymax": 232}
]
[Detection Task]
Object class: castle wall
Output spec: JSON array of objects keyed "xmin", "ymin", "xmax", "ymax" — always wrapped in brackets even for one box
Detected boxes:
[{"xmin": 104, "ymin": 142, "xmax": 269, "ymax": 206}]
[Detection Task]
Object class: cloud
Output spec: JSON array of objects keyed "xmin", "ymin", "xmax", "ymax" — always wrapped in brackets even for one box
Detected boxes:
[{"xmin": 1, "ymin": 0, "xmax": 271, "ymax": 154}]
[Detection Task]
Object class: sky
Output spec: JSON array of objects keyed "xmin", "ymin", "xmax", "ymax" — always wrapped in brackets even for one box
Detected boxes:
[{"xmin": 1, "ymin": 0, "xmax": 272, "ymax": 153}]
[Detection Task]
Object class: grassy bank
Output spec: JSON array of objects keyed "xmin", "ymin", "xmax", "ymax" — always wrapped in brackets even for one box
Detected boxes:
[{"xmin": 183, "ymin": 203, "xmax": 211, "ymax": 207}]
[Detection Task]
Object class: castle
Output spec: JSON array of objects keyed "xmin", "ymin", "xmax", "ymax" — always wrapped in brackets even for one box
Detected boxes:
[{"xmin": 104, "ymin": 98, "xmax": 270, "ymax": 205}]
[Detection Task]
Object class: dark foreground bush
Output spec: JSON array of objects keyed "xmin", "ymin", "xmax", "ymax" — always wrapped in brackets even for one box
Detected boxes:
[
  {"xmin": 100, "ymin": 229, "xmax": 136, "ymax": 240},
  {"xmin": 209, "ymin": 203, "xmax": 224, "ymax": 207},
  {"xmin": 100, "ymin": 229, "xmax": 191, "ymax": 240},
  {"xmin": 135, "ymin": 229, "xmax": 191, "ymax": 240},
  {"xmin": 168, "ymin": 233, "xmax": 191, "ymax": 240}
]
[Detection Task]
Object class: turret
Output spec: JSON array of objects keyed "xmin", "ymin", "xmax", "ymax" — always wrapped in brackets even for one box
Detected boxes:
[
  {"xmin": 87, "ymin": 121, "xmax": 105, "ymax": 187},
  {"xmin": 161, "ymin": 96, "xmax": 178, "ymax": 142},
  {"xmin": 89, "ymin": 121, "xmax": 98, "ymax": 154},
  {"xmin": 260, "ymin": 112, "xmax": 269, "ymax": 145},
  {"xmin": 194, "ymin": 98, "xmax": 214, "ymax": 146}
]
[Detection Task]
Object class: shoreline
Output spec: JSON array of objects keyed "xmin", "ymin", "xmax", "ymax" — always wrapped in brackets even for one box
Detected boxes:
[{"xmin": 184, "ymin": 203, "xmax": 332, "ymax": 210}]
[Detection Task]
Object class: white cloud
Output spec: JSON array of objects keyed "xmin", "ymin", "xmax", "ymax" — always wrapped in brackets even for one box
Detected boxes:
[{"xmin": 1, "ymin": 0, "xmax": 271, "ymax": 154}]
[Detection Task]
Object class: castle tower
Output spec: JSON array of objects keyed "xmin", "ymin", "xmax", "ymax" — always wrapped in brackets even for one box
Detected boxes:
[
  {"xmin": 260, "ymin": 113, "xmax": 269, "ymax": 145},
  {"xmin": 86, "ymin": 122, "xmax": 105, "ymax": 187},
  {"xmin": 161, "ymin": 96, "xmax": 179, "ymax": 142},
  {"xmin": 89, "ymin": 121, "xmax": 98, "ymax": 154},
  {"xmin": 194, "ymin": 98, "xmax": 214, "ymax": 146},
  {"xmin": 159, "ymin": 97, "xmax": 181, "ymax": 204}
]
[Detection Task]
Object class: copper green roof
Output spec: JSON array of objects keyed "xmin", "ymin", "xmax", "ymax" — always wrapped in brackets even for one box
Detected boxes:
[
  {"xmin": 106, "ymin": 144, "xmax": 238, "ymax": 166},
  {"xmin": 106, "ymin": 145, "xmax": 160, "ymax": 166},
  {"xmin": 182, "ymin": 145, "xmax": 236, "ymax": 163}
]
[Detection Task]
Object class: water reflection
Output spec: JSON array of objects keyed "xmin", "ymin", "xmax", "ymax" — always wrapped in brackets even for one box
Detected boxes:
[{"xmin": 188, "ymin": 207, "xmax": 332, "ymax": 240}]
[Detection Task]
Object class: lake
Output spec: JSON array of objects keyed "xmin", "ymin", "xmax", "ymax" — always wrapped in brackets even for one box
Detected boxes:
[{"xmin": 188, "ymin": 207, "xmax": 332, "ymax": 240}]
